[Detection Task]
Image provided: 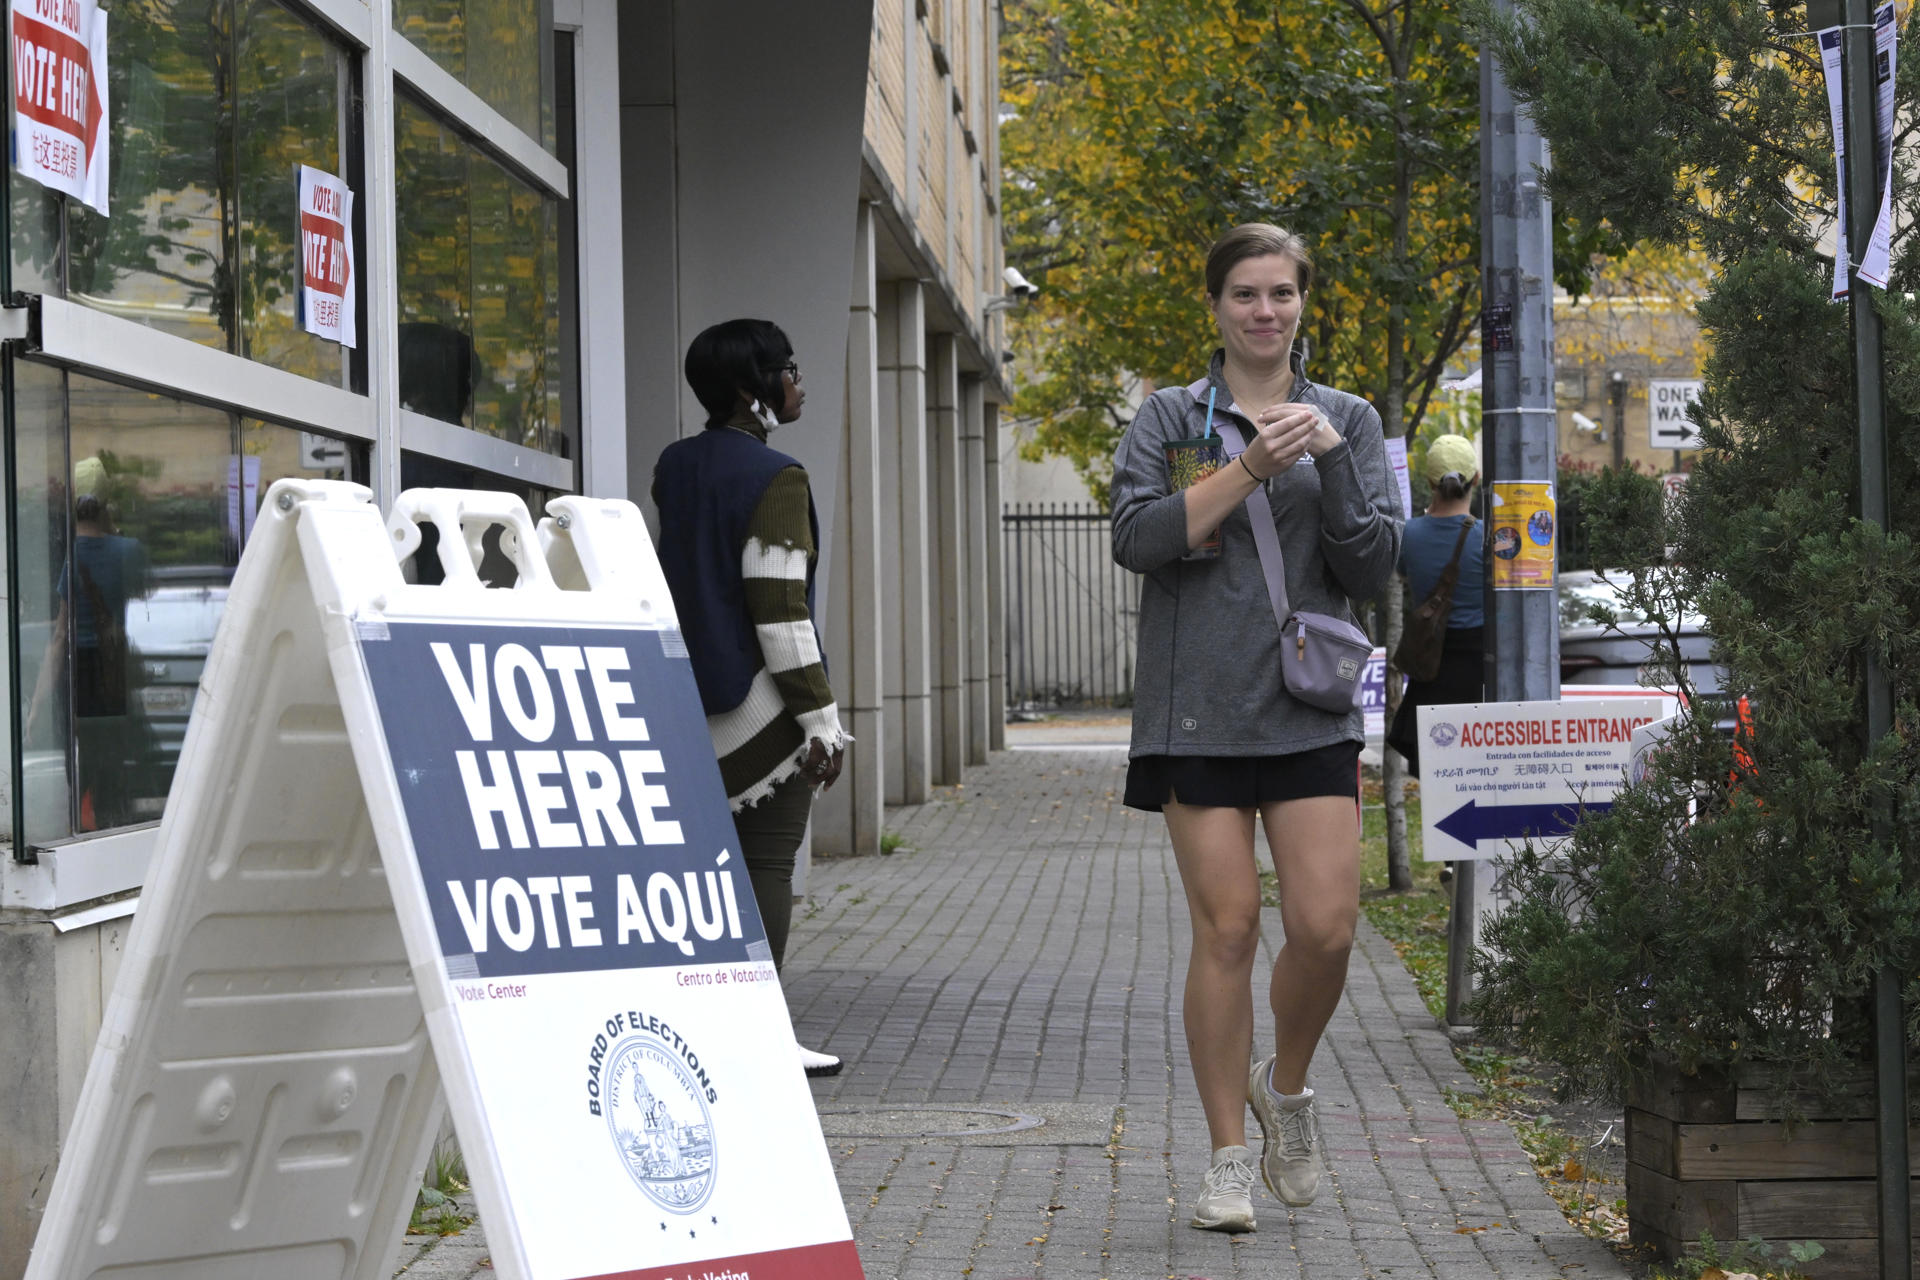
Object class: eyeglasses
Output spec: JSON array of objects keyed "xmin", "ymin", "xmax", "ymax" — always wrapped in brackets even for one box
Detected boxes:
[{"xmin": 767, "ymin": 361, "xmax": 802, "ymax": 386}]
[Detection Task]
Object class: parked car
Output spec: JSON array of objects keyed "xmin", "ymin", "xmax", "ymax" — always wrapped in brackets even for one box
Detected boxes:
[
  {"xmin": 124, "ymin": 568, "xmax": 232, "ymax": 818},
  {"xmin": 1558, "ymin": 568, "xmax": 1726, "ymax": 702}
]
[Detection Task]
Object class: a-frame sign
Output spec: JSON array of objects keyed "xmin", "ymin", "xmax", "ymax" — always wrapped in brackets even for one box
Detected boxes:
[{"xmin": 25, "ymin": 481, "xmax": 864, "ymax": 1280}]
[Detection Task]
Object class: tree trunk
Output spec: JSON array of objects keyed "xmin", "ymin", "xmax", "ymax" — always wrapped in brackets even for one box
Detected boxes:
[{"xmin": 1381, "ymin": 11, "xmax": 1416, "ymax": 893}]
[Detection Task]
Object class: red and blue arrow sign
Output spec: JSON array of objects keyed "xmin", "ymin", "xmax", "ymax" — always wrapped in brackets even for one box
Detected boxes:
[{"xmin": 1435, "ymin": 797, "xmax": 1613, "ymax": 847}]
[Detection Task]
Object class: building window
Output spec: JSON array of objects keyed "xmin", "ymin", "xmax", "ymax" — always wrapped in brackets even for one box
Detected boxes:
[
  {"xmin": 13, "ymin": 363, "xmax": 366, "ymax": 845},
  {"xmin": 393, "ymin": 0, "xmax": 555, "ymax": 148},
  {"xmin": 13, "ymin": 0, "xmax": 359, "ymax": 390},
  {"xmin": 395, "ymin": 94, "xmax": 568, "ymax": 459}
]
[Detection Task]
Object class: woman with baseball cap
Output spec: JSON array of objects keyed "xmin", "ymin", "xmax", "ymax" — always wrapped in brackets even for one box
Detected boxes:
[{"xmin": 1387, "ymin": 434, "xmax": 1485, "ymax": 774}]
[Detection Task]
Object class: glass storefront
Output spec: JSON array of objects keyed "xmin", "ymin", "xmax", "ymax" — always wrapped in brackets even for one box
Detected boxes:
[
  {"xmin": 3, "ymin": 0, "xmax": 577, "ymax": 855},
  {"xmin": 12, "ymin": 365, "xmax": 368, "ymax": 845}
]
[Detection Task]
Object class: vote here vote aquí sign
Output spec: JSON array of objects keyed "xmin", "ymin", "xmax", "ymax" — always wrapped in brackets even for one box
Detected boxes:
[
  {"xmin": 355, "ymin": 618, "xmax": 862, "ymax": 1280},
  {"xmin": 9, "ymin": 0, "xmax": 108, "ymax": 212},
  {"xmin": 1418, "ymin": 696, "xmax": 1675, "ymax": 861},
  {"xmin": 298, "ymin": 165, "xmax": 356, "ymax": 347}
]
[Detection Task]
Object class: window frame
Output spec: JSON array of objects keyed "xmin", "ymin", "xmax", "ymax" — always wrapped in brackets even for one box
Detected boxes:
[{"xmin": 4, "ymin": 0, "xmax": 617, "ymax": 883}]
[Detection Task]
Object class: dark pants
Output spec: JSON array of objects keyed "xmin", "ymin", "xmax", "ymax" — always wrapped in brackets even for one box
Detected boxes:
[
  {"xmin": 731, "ymin": 773, "xmax": 813, "ymax": 970},
  {"xmin": 1387, "ymin": 626, "xmax": 1484, "ymax": 776}
]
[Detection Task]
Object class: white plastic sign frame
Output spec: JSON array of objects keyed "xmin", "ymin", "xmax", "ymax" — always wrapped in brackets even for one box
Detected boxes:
[{"xmin": 27, "ymin": 482, "xmax": 863, "ymax": 1280}]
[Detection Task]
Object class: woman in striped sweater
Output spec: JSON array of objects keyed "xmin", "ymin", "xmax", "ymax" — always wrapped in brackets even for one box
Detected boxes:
[{"xmin": 653, "ymin": 318, "xmax": 849, "ymax": 1077}]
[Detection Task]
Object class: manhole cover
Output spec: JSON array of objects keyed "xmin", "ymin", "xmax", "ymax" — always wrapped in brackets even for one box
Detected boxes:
[
  {"xmin": 816, "ymin": 1106, "xmax": 1043, "ymax": 1139},
  {"xmin": 814, "ymin": 1102, "xmax": 1119, "ymax": 1146}
]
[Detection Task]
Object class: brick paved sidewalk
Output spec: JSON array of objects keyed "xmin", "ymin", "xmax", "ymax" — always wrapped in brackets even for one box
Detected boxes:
[{"xmin": 393, "ymin": 747, "xmax": 1628, "ymax": 1280}]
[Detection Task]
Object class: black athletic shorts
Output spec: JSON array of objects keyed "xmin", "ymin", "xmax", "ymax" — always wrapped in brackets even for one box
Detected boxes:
[{"xmin": 1122, "ymin": 740, "xmax": 1362, "ymax": 813}]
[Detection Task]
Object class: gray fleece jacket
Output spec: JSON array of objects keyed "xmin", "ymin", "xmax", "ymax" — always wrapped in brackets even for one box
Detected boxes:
[{"xmin": 1111, "ymin": 350, "xmax": 1403, "ymax": 758}]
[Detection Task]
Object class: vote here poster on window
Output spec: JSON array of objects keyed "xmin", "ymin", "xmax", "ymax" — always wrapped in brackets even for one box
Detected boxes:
[
  {"xmin": 298, "ymin": 165, "xmax": 356, "ymax": 347},
  {"xmin": 9, "ymin": 0, "xmax": 108, "ymax": 212},
  {"xmin": 355, "ymin": 619, "xmax": 862, "ymax": 1280}
]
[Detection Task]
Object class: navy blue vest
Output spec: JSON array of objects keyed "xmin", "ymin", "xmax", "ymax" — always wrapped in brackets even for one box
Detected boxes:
[{"xmin": 653, "ymin": 427, "xmax": 822, "ymax": 715}]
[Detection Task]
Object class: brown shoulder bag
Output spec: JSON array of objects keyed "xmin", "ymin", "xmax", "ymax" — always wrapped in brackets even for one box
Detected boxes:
[{"xmin": 1392, "ymin": 517, "xmax": 1474, "ymax": 683}]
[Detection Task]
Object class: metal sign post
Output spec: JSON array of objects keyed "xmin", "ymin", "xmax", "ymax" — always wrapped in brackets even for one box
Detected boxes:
[
  {"xmin": 24, "ymin": 482, "xmax": 864, "ymax": 1280},
  {"xmin": 1454, "ymin": 1, "xmax": 1559, "ymax": 1027}
]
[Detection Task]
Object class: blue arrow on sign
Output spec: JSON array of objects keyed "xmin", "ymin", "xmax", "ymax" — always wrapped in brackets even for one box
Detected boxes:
[{"xmin": 1436, "ymin": 797, "xmax": 1613, "ymax": 847}]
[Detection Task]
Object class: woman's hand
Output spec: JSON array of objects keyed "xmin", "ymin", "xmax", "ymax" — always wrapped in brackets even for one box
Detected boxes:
[
  {"xmin": 1300, "ymin": 406, "xmax": 1344, "ymax": 458},
  {"xmin": 801, "ymin": 737, "xmax": 845, "ymax": 790},
  {"xmin": 1242, "ymin": 405, "xmax": 1321, "ymax": 478}
]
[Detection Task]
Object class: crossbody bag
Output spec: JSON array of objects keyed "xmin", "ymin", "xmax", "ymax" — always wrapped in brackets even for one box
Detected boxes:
[{"xmin": 1210, "ymin": 417, "xmax": 1373, "ymax": 715}]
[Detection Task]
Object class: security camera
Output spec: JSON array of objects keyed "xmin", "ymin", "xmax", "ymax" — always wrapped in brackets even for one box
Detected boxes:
[
  {"xmin": 1003, "ymin": 266, "xmax": 1038, "ymax": 298},
  {"xmin": 1571, "ymin": 411, "xmax": 1600, "ymax": 433}
]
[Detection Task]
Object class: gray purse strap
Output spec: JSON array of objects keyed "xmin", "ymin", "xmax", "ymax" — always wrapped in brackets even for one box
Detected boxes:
[{"xmin": 1209, "ymin": 418, "xmax": 1292, "ymax": 628}]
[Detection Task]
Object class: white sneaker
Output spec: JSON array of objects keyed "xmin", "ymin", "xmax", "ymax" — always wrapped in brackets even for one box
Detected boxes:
[
  {"xmin": 1248, "ymin": 1056, "xmax": 1322, "ymax": 1206},
  {"xmin": 1189, "ymin": 1144, "xmax": 1257, "ymax": 1232},
  {"xmin": 797, "ymin": 1043, "xmax": 843, "ymax": 1077}
]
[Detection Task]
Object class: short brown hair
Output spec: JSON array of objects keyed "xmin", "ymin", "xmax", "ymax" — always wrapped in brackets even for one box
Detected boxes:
[{"xmin": 1204, "ymin": 223, "xmax": 1314, "ymax": 298}]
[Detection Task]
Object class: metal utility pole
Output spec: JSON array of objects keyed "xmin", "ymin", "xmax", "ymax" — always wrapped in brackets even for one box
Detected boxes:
[
  {"xmin": 1609, "ymin": 371, "xmax": 1627, "ymax": 472},
  {"xmin": 1449, "ymin": 2, "xmax": 1559, "ymax": 1027},
  {"xmin": 1833, "ymin": 0, "xmax": 1908, "ymax": 1273}
]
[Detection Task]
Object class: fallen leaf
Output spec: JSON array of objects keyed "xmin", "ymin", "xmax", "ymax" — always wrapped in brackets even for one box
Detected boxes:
[
  {"xmin": 1560, "ymin": 1158, "xmax": 1585, "ymax": 1180},
  {"xmin": 1455, "ymin": 1226, "xmax": 1485, "ymax": 1234}
]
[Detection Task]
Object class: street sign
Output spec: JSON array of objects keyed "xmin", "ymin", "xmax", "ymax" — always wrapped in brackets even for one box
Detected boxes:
[
  {"xmin": 300, "ymin": 430, "xmax": 349, "ymax": 469},
  {"xmin": 1418, "ymin": 695, "xmax": 1678, "ymax": 860},
  {"xmin": 1649, "ymin": 379, "xmax": 1704, "ymax": 449},
  {"xmin": 25, "ymin": 483, "xmax": 863, "ymax": 1280}
]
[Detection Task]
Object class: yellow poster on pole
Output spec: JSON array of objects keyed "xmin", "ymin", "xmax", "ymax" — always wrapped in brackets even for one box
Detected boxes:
[{"xmin": 1490, "ymin": 481, "xmax": 1555, "ymax": 589}]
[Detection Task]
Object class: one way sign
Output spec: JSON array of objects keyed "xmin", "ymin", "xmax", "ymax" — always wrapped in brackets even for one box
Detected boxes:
[
  {"xmin": 1417, "ymin": 695, "xmax": 1676, "ymax": 860},
  {"xmin": 1649, "ymin": 379, "xmax": 1703, "ymax": 450}
]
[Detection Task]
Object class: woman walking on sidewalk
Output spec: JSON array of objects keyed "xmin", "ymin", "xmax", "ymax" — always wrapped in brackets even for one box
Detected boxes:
[
  {"xmin": 653, "ymin": 318, "xmax": 851, "ymax": 1078},
  {"xmin": 1110, "ymin": 224, "xmax": 1402, "ymax": 1230}
]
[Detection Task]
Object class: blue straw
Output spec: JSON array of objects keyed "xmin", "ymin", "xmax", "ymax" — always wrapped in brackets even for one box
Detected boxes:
[{"xmin": 1204, "ymin": 386, "xmax": 1217, "ymax": 438}]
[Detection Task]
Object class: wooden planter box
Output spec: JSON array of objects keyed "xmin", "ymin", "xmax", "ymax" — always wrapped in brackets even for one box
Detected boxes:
[{"xmin": 1627, "ymin": 1063, "xmax": 1920, "ymax": 1278}]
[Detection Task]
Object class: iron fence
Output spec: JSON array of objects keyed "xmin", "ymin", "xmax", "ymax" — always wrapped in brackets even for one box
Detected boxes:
[{"xmin": 1002, "ymin": 503, "xmax": 1137, "ymax": 708}]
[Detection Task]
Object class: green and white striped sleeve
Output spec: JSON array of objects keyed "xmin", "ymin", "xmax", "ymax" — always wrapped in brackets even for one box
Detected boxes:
[{"xmin": 742, "ymin": 467, "xmax": 842, "ymax": 740}]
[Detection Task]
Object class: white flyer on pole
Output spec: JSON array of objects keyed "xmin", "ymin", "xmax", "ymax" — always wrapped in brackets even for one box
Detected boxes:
[
  {"xmin": 9, "ymin": 0, "xmax": 109, "ymax": 213},
  {"xmin": 1863, "ymin": 0, "xmax": 1897, "ymax": 289},
  {"xmin": 1820, "ymin": 2, "xmax": 1898, "ymax": 297},
  {"xmin": 297, "ymin": 164, "xmax": 357, "ymax": 347},
  {"xmin": 1383, "ymin": 435, "xmax": 1413, "ymax": 519},
  {"xmin": 1822, "ymin": 24, "xmax": 1850, "ymax": 298}
]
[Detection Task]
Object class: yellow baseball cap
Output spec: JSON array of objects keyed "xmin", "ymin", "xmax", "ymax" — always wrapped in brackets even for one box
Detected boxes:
[{"xmin": 1424, "ymin": 434, "xmax": 1478, "ymax": 484}]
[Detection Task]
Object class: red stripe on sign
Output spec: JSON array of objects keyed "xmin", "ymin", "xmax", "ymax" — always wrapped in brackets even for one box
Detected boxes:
[
  {"xmin": 300, "ymin": 210, "xmax": 345, "ymax": 240},
  {"xmin": 568, "ymin": 1238, "xmax": 864, "ymax": 1280},
  {"xmin": 300, "ymin": 210, "xmax": 349, "ymax": 295},
  {"xmin": 11, "ymin": 12, "xmax": 95, "ymax": 136}
]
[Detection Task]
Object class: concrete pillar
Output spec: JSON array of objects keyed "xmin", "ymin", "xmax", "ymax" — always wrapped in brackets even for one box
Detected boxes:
[
  {"xmin": 927, "ymin": 333, "xmax": 967, "ymax": 786},
  {"xmin": 0, "ymin": 916, "xmax": 130, "ymax": 1279},
  {"xmin": 984, "ymin": 400, "xmax": 1007, "ymax": 751},
  {"xmin": 816, "ymin": 204, "xmax": 887, "ymax": 856},
  {"xmin": 961, "ymin": 375, "xmax": 991, "ymax": 765},
  {"xmin": 877, "ymin": 281, "xmax": 931, "ymax": 805}
]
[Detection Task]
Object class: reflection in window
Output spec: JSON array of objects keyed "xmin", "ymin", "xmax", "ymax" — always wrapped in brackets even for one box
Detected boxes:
[
  {"xmin": 396, "ymin": 95, "xmax": 567, "ymax": 458},
  {"xmin": 14, "ymin": 366, "xmax": 367, "ymax": 844},
  {"xmin": 393, "ymin": 0, "xmax": 554, "ymax": 148},
  {"xmin": 29, "ymin": 0, "xmax": 355, "ymax": 389}
]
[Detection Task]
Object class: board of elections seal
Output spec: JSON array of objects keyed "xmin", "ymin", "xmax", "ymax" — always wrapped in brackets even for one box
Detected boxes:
[{"xmin": 604, "ymin": 1032, "xmax": 716, "ymax": 1212}]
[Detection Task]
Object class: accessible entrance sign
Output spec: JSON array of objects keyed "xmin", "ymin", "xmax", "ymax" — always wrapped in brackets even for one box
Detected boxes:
[
  {"xmin": 26, "ymin": 483, "xmax": 863, "ymax": 1280},
  {"xmin": 1418, "ymin": 695, "xmax": 1676, "ymax": 860}
]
